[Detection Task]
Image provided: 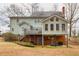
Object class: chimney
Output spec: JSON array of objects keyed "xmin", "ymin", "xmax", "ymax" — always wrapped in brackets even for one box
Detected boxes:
[{"xmin": 62, "ymin": 6, "xmax": 65, "ymax": 15}]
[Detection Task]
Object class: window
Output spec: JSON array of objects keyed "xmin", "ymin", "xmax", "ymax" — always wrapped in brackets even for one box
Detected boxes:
[
  {"xmin": 62, "ymin": 24, "xmax": 65, "ymax": 31},
  {"xmin": 56, "ymin": 17, "xmax": 59, "ymax": 21},
  {"xmin": 45, "ymin": 24, "xmax": 48, "ymax": 31},
  {"xmin": 12, "ymin": 28, "xmax": 14, "ymax": 31},
  {"xmin": 56, "ymin": 24, "xmax": 59, "ymax": 31},
  {"xmin": 50, "ymin": 17, "xmax": 54, "ymax": 21},
  {"xmin": 34, "ymin": 19, "xmax": 37, "ymax": 23},
  {"xmin": 30, "ymin": 26, "xmax": 33, "ymax": 30},
  {"xmin": 17, "ymin": 19, "xmax": 19, "ymax": 23},
  {"xmin": 50, "ymin": 24, "xmax": 54, "ymax": 31}
]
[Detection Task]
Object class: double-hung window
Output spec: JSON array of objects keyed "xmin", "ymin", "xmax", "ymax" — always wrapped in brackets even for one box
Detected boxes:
[
  {"xmin": 50, "ymin": 24, "xmax": 54, "ymax": 31},
  {"xmin": 56, "ymin": 24, "xmax": 59, "ymax": 31},
  {"xmin": 45, "ymin": 24, "xmax": 48, "ymax": 31}
]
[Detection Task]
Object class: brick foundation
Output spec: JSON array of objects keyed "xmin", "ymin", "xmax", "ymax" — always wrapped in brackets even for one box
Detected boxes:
[{"xmin": 21, "ymin": 35, "xmax": 66, "ymax": 45}]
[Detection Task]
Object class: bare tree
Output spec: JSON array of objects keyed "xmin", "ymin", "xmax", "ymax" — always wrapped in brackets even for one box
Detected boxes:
[
  {"xmin": 65, "ymin": 3, "xmax": 79, "ymax": 37},
  {"xmin": 0, "ymin": 3, "xmax": 41, "ymax": 17},
  {"xmin": 53, "ymin": 3, "xmax": 58, "ymax": 11},
  {"xmin": 19, "ymin": 3, "xmax": 40, "ymax": 15},
  {"xmin": 6, "ymin": 4, "xmax": 28, "ymax": 16},
  {"xmin": 0, "ymin": 4, "xmax": 32, "ymax": 25},
  {"xmin": 72, "ymin": 29, "xmax": 76, "ymax": 37},
  {"xmin": 0, "ymin": 4, "xmax": 32, "ymax": 17}
]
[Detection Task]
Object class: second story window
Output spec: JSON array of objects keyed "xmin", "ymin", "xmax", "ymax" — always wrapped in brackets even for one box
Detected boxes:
[
  {"xmin": 50, "ymin": 17, "xmax": 54, "ymax": 21},
  {"xmin": 17, "ymin": 19, "xmax": 19, "ymax": 23},
  {"xmin": 56, "ymin": 24, "xmax": 59, "ymax": 31},
  {"xmin": 62, "ymin": 24, "xmax": 65, "ymax": 31},
  {"xmin": 50, "ymin": 24, "xmax": 54, "ymax": 31},
  {"xmin": 30, "ymin": 26, "xmax": 33, "ymax": 30},
  {"xmin": 45, "ymin": 24, "xmax": 48, "ymax": 31},
  {"xmin": 56, "ymin": 17, "xmax": 59, "ymax": 21}
]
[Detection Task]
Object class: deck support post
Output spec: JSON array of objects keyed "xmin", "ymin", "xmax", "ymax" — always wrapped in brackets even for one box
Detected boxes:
[
  {"xmin": 66, "ymin": 34, "xmax": 69, "ymax": 48},
  {"xmin": 54, "ymin": 35, "xmax": 56, "ymax": 47},
  {"xmin": 42, "ymin": 35, "xmax": 44, "ymax": 48},
  {"xmin": 29, "ymin": 35, "xmax": 31, "ymax": 43},
  {"xmin": 42, "ymin": 24, "xmax": 44, "ymax": 48}
]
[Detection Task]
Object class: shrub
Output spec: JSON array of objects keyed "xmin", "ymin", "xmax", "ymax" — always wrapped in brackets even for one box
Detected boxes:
[{"xmin": 2, "ymin": 32, "xmax": 18, "ymax": 41}]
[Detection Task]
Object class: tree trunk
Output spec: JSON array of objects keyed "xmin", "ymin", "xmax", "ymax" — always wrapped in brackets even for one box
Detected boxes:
[{"xmin": 69, "ymin": 21, "xmax": 72, "ymax": 37}]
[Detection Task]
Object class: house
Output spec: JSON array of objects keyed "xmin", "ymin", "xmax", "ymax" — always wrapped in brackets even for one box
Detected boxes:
[{"xmin": 9, "ymin": 7, "xmax": 68, "ymax": 46}]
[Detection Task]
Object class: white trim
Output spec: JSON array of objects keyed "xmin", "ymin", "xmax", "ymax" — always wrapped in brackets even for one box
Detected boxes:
[{"xmin": 42, "ymin": 15, "xmax": 68, "ymax": 23}]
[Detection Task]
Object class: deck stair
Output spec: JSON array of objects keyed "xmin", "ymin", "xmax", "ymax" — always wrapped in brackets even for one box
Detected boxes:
[
  {"xmin": 68, "ymin": 37, "xmax": 79, "ymax": 45},
  {"xmin": 19, "ymin": 35, "xmax": 26, "ymax": 41}
]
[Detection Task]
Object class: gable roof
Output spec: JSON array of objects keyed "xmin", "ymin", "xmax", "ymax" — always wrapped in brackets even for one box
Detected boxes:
[
  {"xmin": 31, "ymin": 11, "xmax": 64, "ymax": 17},
  {"xmin": 9, "ymin": 16, "xmax": 46, "ymax": 19},
  {"xmin": 42, "ymin": 15, "xmax": 68, "ymax": 23},
  {"xmin": 9, "ymin": 11, "xmax": 64, "ymax": 19}
]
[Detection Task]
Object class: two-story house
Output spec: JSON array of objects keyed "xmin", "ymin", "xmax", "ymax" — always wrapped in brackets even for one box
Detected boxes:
[{"xmin": 9, "ymin": 7, "xmax": 68, "ymax": 46}]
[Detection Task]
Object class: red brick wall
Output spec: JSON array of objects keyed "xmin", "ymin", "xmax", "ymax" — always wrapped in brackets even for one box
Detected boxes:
[
  {"xmin": 44, "ymin": 36, "xmax": 50, "ymax": 45},
  {"xmin": 44, "ymin": 35, "xmax": 65, "ymax": 45},
  {"xmin": 56, "ymin": 35, "xmax": 65, "ymax": 44}
]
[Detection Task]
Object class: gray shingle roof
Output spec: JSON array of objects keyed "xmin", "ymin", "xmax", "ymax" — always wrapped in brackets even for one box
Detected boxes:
[
  {"xmin": 9, "ymin": 11, "xmax": 64, "ymax": 18},
  {"xmin": 31, "ymin": 11, "xmax": 64, "ymax": 17}
]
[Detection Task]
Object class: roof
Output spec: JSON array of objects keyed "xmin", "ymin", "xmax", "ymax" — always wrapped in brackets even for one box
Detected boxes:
[
  {"xmin": 42, "ymin": 15, "xmax": 68, "ymax": 23},
  {"xmin": 9, "ymin": 11, "xmax": 64, "ymax": 18},
  {"xmin": 31, "ymin": 11, "xmax": 64, "ymax": 17},
  {"xmin": 9, "ymin": 16, "xmax": 46, "ymax": 18}
]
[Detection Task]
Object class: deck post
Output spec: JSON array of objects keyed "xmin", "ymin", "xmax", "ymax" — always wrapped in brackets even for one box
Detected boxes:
[
  {"xmin": 42, "ymin": 23, "xmax": 44, "ymax": 48},
  {"xmin": 66, "ymin": 34, "xmax": 69, "ymax": 48},
  {"xmin": 54, "ymin": 35, "xmax": 56, "ymax": 47},
  {"xmin": 42, "ymin": 35, "xmax": 44, "ymax": 48}
]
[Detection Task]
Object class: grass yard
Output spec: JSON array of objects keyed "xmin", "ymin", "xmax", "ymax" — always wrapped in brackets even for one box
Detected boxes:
[{"xmin": 0, "ymin": 37, "xmax": 79, "ymax": 56}]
